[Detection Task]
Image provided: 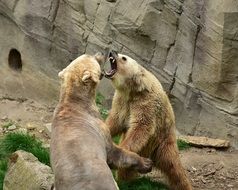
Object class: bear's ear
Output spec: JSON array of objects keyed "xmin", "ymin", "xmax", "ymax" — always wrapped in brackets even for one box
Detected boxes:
[
  {"xmin": 82, "ymin": 71, "xmax": 99, "ymax": 83},
  {"xmin": 58, "ymin": 69, "xmax": 65, "ymax": 79},
  {"xmin": 82, "ymin": 71, "xmax": 91, "ymax": 82}
]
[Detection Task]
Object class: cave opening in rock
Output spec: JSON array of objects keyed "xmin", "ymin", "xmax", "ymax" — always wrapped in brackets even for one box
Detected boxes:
[{"xmin": 8, "ymin": 48, "xmax": 22, "ymax": 71}]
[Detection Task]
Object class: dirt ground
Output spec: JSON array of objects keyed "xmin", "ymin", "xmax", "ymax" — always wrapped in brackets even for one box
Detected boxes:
[
  {"xmin": 0, "ymin": 96, "xmax": 237, "ymax": 190},
  {"xmin": 182, "ymin": 148, "xmax": 238, "ymax": 190},
  {"xmin": 0, "ymin": 96, "xmax": 54, "ymax": 144}
]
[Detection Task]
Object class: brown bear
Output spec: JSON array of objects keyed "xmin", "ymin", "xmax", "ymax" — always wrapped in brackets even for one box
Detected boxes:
[
  {"xmin": 50, "ymin": 53, "xmax": 153, "ymax": 190},
  {"xmin": 104, "ymin": 51, "xmax": 192, "ymax": 190}
]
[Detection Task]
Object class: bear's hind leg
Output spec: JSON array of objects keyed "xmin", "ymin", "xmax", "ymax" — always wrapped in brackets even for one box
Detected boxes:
[{"xmin": 155, "ymin": 138, "xmax": 192, "ymax": 190}]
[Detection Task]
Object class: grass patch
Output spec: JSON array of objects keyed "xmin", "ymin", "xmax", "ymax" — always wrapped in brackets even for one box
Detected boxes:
[
  {"xmin": 99, "ymin": 108, "xmax": 109, "ymax": 120},
  {"xmin": 0, "ymin": 132, "xmax": 50, "ymax": 190},
  {"xmin": 96, "ymin": 92, "xmax": 105, "ymax": 105},
  {"xmin": 177, "ymin": 139, "xmax": 191, "ymax": 151},
  {"xmin": 0, "ymin": 160, "xmax": 7, "ymax": 190},
  {"xmin": 118, "ymin": 177, "xmax": 168, "ymax": 190},
  {"xmin": 0, "ymin": 133, "xmax": 50, "ymax": 166},
  {"xmin": 113, "ymin": 135, "xmax": 121, "ymax": 144},
  {"xmin": 96, "ymin": 93, "xmax": 109, "ymax": 120}
]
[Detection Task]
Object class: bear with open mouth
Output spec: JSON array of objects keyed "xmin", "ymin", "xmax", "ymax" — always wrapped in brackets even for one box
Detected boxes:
[{"xmin": 104, "ymin": 51, "xmax": 192, "ymax": 190}]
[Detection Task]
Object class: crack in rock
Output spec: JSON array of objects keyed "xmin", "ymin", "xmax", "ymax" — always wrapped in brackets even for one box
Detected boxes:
[
  {"xmin": 169, "ymin": 64, "xmax": 178, "ymax": 94},
  {"xmin": 189, "ymin": 24, "xmax": 201, "ymax": 83}
]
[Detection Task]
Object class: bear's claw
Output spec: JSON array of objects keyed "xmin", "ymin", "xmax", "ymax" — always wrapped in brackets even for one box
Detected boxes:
[{"xmin": 136, "ymin": 158, "xmax": 153, "ymax": 174}]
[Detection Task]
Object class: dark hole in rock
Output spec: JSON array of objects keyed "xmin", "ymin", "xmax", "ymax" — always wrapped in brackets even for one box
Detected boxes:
[{"xmin": 8, "ymin": 49, "xmax": 22, "ymax": 71}]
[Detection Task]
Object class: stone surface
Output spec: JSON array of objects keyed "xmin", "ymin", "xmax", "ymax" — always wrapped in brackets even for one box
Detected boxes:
[
  {"xmin": 26, "ymin": 123, "xmax": 37, "ymax": 130},
  {"xmin": 7, "ymin": 124, "xmax": 17, "ymax": 131},
  {"xmin": 1, "ymin": 116, "xmax": 8, "ymax": 121},
  {"xmin": 3, "ymin": 150, "xmax": 54, "ymax": 190},
  {"xmin": 0, "ymin": 0, "xmax": 237, "ymax": 147},
  {"xmin": 178, "ymin": 135, "xmax": 230, "ymax": 148},
  {"xmin": 44, "ymin": 123, "xmax": 52, "ymax": 137}
]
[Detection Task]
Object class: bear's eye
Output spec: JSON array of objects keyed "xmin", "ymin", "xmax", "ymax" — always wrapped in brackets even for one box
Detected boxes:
[{"xmin": 122, "ymin": 56, "xmax": 127, "ymax": 61}]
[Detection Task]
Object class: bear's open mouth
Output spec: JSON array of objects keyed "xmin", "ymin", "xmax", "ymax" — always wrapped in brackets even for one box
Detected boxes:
[{"xmin": 104, "ymin": 51, "xmax": 117, "ymax": 78}]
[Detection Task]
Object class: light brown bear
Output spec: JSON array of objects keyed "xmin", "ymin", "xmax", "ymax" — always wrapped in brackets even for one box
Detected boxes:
[
  {"xmin": 50, "ymin": 53, "xmax": 153, "ymax": 190},
  {"xmin": 104, "ymin": 51, "xmax": 192, "ymax": 190}
]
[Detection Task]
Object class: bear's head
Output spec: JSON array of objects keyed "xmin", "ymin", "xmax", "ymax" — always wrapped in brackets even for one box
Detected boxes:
[
  {"xmin": 58, "ymin": 53, "xmax": 105, "ymax": 101},
  {"xmin": 104, "ymin": 51, "xmax": 147, "ymax": 91}
]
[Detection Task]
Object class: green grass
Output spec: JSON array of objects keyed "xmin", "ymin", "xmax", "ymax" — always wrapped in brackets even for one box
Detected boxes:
[
  {"xmin": 177, "ymin": 139, "xmax": 191, "ymax": 151},
  {"xmin": 0, "ymin": 132, "xmax": 50, "ymax": 190},
  {"xmin": 96, "ymin": 92, "xmax": 105, "ymax": 105},
  {"xmin": 0, "ymin": 160, "xmax": 7, "ymax": 190},
  {"xmin": 96, "ymin": 92, "xmax": 109, "ymax": 120},
  {"xmin": 0, "ymin": 133, "xmax": 50, "ymax": 166},
  {"xmin": 118, "ymin": 177, "xmax": 168, "ymax": 190},
  {"xmin": 113, "ymin": 135, "xmax": 121, "ymax": 144}
]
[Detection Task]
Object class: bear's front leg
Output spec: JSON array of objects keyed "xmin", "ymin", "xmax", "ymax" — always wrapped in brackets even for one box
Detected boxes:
[
  {"xmin": 119, "ymin": 103, "xmax": 156, "ymax": 153},
  {"xmin": 106, "ymin": 92, "xmax": 128, "ymax": 137},
  {"xmin": 107, "ymin": 143, "xmax": 152, "ymax": 175},
  {"xmin": 106, "ymin": 110, "xmax": 124, "ymax": 137}
]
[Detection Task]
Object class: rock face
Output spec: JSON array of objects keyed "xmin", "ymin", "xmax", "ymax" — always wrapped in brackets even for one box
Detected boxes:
[
  {"xmin": 0, "ymin": 0, "xmax": 237, "ymax": 147},
  {"xmin": 3, "ymin": 150, "xmax": 54, "ymax": 190}
]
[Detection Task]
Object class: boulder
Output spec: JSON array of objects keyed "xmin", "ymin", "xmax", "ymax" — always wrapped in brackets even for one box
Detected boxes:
[
  {"xmin": 3, "ymin": 150, "xmax": 54, "ymax": 190},
  {"xmin": 178, "ymin": 135, "xmax": 230, "ymax": 148}
]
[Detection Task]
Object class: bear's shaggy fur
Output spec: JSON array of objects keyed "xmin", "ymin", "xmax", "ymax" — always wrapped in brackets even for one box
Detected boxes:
[
  {"xmin": 105, "ymin": 51, "xmax": 192, "ymax": 190},
  {"xmin": 50, "ymin": 53, "xmax": 152, "ymax": 190}
]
